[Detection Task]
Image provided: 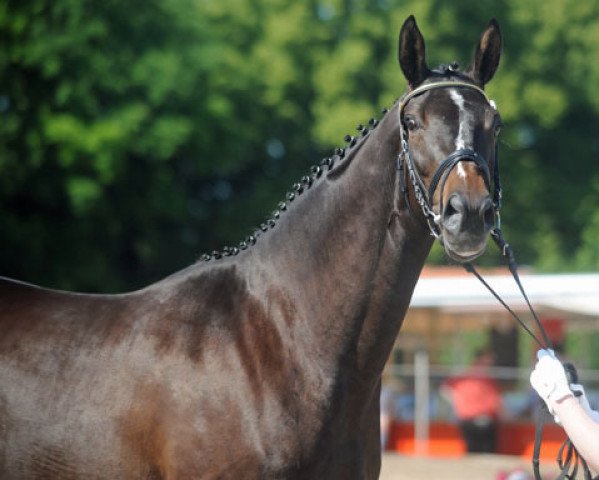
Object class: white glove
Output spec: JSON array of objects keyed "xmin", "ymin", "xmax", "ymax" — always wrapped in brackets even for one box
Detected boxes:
[
  {"xmin": 530, "ymin": 349, "xmax": 573, "ymax": 413},
  {"xmin": 570, "ymin": 383, "xmax": 599, "ymax": 424}
]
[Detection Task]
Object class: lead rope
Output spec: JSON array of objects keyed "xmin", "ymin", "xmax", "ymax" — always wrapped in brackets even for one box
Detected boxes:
[{"xmin": 464, "ymin": 227, "xmax": 596, "ymax": 480}]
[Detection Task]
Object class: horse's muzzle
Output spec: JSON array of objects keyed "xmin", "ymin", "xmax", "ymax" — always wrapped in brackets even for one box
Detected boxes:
[{"xmin": 441, "ymin": 193, "xmax": 495, "ymax": 261}]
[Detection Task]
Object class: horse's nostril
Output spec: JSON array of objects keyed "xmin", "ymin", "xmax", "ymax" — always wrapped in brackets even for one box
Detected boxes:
[
  {"xmin": 443, "ymin": 195, "xmax": 494, "ymax": 233},
  {"xmin": 481, "ymin": 198, "xmax": 495, "ymax": 227},
  {"xmin": 445, "ymin": 203, "xmax": 457, "ymax": 218},
  {"xmin": 444, "ymin": 194, "xmax": 464, "ymax": 218}
]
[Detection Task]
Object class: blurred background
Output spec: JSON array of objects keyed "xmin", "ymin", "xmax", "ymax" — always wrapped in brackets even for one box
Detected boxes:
[{"xmin": 3, "ymin": 0, "xmax": 599, "ymax": 292}]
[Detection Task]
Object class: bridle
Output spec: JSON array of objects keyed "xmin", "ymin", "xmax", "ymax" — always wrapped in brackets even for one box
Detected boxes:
[
  {"xmin": 396, "ymin": 80, "xmax": 596, "ymax": 480},
  {"xmin": 395, "ymin": 80, "xmax": 502, "ymax": 238}
]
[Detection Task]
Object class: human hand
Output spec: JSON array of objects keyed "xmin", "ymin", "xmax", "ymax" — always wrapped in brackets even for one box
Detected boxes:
[
  {"xmin": 570, "ymin": 383, "xmax": 599, "ymax": 424},
  {"xmin": 530, "ymin": 349, "xmax": 573, "ymax": 414}
]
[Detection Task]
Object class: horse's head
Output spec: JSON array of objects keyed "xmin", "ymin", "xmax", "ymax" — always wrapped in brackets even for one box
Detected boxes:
[{"xmin": 397, "ymin": 16, "xmax": 502, "ymax": 262}]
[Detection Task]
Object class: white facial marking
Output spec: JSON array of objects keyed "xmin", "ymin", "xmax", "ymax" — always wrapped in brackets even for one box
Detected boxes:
[{"xmin": 449, "ymin": 90, "xmax": 472, "ymax": 179}]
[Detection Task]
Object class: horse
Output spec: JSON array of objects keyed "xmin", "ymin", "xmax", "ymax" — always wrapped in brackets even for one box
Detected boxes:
[{"xmin": 0, "ymin": 15, "xmax": 503, "ymax": 480}]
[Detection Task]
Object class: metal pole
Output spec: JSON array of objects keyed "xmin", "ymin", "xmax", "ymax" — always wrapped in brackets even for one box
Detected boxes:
[{"xmin": 414, "ymin": 348, "xmax": 430, "ymax": 455}]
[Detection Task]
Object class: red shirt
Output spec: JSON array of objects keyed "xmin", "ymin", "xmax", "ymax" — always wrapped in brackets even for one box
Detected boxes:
[{"xmin": 443, "ymin": 368, "xmax": 502, "ymax": 420}]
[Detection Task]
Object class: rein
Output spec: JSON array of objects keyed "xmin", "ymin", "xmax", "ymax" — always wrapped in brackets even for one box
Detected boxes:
[
  {"xmin": 468, "ymin": 232, "xmax": 596, "ymax": 480},
  {"xmin": 397, "ymin": 80, "xmax": 595, "ymax": 479}
]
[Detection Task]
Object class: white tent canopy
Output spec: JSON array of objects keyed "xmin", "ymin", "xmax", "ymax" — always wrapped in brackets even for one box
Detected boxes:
[{"xmin": 410, "ymin": 272, "xmax": 599, "ymax": 316}]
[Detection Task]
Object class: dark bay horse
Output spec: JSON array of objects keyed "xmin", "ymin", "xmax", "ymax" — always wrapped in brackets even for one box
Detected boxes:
[{"xmin": 0, "ymin": 16, "xmax": 502, "ymax": 480}]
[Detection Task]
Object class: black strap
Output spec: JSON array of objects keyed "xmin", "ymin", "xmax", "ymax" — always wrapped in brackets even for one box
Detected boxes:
[
  {"xmin": 396, "ymin": 79, "xmax": 502, "ymax": 240},
  {"xmin": 533, "ymin": 407, "xmax": 546, "ymax": 480},
  {"xmin": 489, "ymin": 228, "xmax": 553, "ymax": 348},
  {"xmin": 534, "ymin": 405, "xmax": 581, "ymax": 480},
  {"xmin": 492, "ymin": 141, "xmax": 502, "ymax": 210},
  {"xmin": 398, "ymin": 134, "xmax": 500, "ymax": 240},
  {"xmin": 464, "ymin": 262, "xmax": 545, "ymax": 348},
  {"xmin": 465, "ymin": 227, "xmax": 598, "ymax": 480},
  {"xmin": 397, "ymin": 153, "xmax": 417, "ymax": 220},
  {"xmin": 428, "ymin": 148, "xmax": 491, "ymax": 205}
]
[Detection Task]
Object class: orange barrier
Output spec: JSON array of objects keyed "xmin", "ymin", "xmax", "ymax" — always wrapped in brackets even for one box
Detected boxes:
[{"xmin": 388, "ymin": 421, "xmax": 567, "ymax": 460}]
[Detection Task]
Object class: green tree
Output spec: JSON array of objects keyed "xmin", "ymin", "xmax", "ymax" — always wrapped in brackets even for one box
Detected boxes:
[{"xmin": 2, "ymin": 0, "xmax": 599, "ymax": 293}]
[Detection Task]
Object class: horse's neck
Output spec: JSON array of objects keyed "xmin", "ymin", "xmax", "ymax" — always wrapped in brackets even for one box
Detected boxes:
[{"xmin": 250, "ymin": 104, "xmax": 433, "ymax": 385}]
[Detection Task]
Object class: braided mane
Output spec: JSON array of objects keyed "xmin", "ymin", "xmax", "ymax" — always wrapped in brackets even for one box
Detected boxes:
[{"xmin": 199, "ymin": 105, "xmax": 392, "ymax": 262}]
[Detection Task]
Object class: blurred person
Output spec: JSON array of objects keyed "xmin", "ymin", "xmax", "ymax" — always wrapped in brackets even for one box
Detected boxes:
[
  {"xmin": 442, "ymin": 347, "xmax": 503, "ymax": 453},
  {"xmin": 530, "ymin": 349, "xmax": 599, "ymax": 473}
]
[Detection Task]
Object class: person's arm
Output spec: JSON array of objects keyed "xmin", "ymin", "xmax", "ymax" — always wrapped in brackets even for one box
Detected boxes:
[
  {"xmin": 530, "ymin": 349, "xmax": 599, "ymax": 473},
  {"xmin": 551, "ymin": 394, "xmax": 599, "ymax": 473}
]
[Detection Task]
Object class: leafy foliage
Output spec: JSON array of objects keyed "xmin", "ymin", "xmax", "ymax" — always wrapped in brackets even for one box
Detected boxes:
[{"xmin": 1, "ymin": 0, "xmax": 599, "ymax": 292}]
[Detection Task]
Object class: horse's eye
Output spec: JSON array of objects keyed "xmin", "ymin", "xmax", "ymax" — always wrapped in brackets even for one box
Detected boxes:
[
  {"xmin": 493, "ymin": 120, "xmax": 503, "ymax": 137},
  {"xmin": 404, "ymin": 116, "xmax": 419, "ymax": 131}
]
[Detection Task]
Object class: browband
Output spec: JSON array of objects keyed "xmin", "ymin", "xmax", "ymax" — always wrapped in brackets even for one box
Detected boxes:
[{"xmin": 399, "ymin": 80, "xmax": 492, "ymax": 114}]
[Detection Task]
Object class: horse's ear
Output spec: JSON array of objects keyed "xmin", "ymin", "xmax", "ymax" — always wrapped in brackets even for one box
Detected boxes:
[
  {"xmin": 398, "ymin": 15, "xmax": 430, "ymax": 88},
  {"xmin": 468, "ymin": 19, "xmax": 502, "ymax": 86}
]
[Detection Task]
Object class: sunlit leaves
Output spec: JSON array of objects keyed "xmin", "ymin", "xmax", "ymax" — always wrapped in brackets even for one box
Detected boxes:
[{"xmin": 3, "ymin": 0, "xmax": 599, "ymax": 291}]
